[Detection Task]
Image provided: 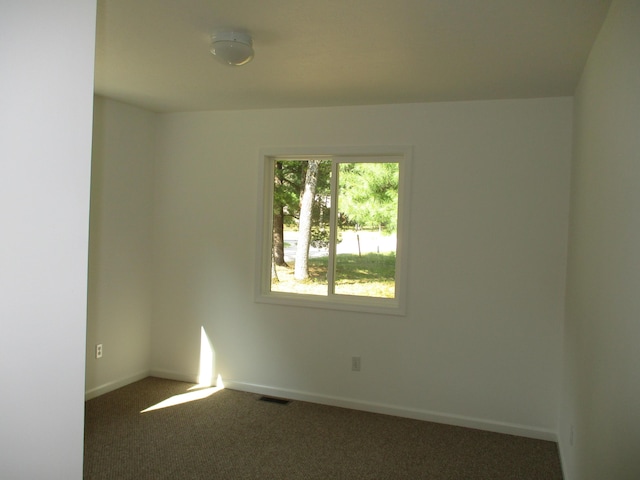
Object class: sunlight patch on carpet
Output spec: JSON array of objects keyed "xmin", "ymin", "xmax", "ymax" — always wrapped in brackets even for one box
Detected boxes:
[{"xmin": 141, "ymin": 375, "xmax": 225, "ymax": 413}]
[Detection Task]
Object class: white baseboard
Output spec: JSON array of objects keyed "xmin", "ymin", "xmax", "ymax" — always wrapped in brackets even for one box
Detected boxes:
[
  {"xmin": 223, "ymin": 380, "xmax": 558, "ymax": 442},
  {"xmin": 85, "ymin": 370, "xmax": 150, "ymax": 401},
  {"xmin": 557, "ymin": 438, "xmax": 572, "ymax": 480},
  {"xmin": 135, "ymin": 373, "xmax": 558, "ymax": 441},
  {"xmin": 148, "ymin": 368, "xmax": 199, "ymax": 384}
]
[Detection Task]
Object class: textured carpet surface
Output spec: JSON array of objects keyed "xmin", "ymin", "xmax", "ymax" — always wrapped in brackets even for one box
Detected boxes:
[{"xmin": 84, "ymin": 377, "xmax": 563, "ymax": 479}]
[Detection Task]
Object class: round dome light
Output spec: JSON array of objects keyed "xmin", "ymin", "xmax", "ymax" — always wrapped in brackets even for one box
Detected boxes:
[{"xmin": 210, "ymin": 31, "xmax": 254, "ymax": 66}]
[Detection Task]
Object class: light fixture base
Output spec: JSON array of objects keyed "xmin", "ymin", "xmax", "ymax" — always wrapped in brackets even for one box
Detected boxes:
[{"xmin": 210, "ymin": 31, "xmax": 254, "ymax": 66}]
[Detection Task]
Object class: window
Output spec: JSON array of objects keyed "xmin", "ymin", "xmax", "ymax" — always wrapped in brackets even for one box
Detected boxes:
[{"xmin": 256, "ymin": 146, "xmax": 411, "ymax": 315}]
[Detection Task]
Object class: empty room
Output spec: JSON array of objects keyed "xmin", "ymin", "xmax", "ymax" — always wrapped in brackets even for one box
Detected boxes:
[{"xmin": 1, "ymin": 1, "xmax": 639, "ymax": 479}]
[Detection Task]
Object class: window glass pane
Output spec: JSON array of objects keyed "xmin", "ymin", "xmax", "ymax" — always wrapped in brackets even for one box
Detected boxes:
[
  {"xmin": 270, "ymin": 159, "xmax": 331, "ymax": 296},
  {"xmin": 334, "ymin": 162, "xmax": 399, "ymax": 298}
]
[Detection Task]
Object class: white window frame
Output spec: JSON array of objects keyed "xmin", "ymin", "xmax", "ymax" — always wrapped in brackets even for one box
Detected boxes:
[{"xmin": 255, "ymin": 146, "xmax": 411, "ymax": 316}]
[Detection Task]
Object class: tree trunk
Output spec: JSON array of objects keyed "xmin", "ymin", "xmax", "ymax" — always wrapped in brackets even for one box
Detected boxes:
[
  {"xmin": 295, "ymin": 159, "xmax": 320, "ymax": 280},
  {"xmin": 272, "ymin": 162, "xmax": 288, "ymax": 266},
  {"xmin": 272, "ymin": 205, "xmax": 287, "ymax": 266}
]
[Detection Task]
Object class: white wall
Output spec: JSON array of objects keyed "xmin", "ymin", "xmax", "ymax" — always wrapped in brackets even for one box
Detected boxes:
[
  {"xmin": 151, "ymin": 97, "xmax": 572, "ymax": 439},
  {"xmin": 561, "ymin": 1, "xmax": 640, "ymax": 478},
  {"xmin": 0, "ymin": 1, "xmax": 96, "ymax": 478},
  {"xmin": 85, "ymin": 97, "xmax": 156, "ymax": 399}
]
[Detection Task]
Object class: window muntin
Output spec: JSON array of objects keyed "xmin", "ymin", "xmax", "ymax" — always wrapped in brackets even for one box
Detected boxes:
[{"xmin": 256, "ymin": 147, "xmax": 410, "ymax": 315}]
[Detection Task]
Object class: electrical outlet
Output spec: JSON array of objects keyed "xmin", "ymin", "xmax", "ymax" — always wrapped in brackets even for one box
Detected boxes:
[
  {"xmin": 96, "ymin": 344, "xmax": 103, "ymax": 359},
  {"xmin": 351, "ymin": 356, "xmax": 361, "ymax": 372}
]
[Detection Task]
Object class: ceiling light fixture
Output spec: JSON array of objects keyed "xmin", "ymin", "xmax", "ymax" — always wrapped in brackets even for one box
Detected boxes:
[{"xmin": 210, "ymin": 31, "xmax": 254, "ymax": 66}]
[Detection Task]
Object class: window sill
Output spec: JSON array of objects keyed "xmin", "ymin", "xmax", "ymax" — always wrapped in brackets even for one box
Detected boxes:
[{"xmin": 255, "ymin": 291, "xmax": 406, "ymax": 316}]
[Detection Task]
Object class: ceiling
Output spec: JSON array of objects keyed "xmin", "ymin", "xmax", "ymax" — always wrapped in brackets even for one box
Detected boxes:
[{"xmin": 94, "ymin": 0, "xmax": 612, "ymax": 113}]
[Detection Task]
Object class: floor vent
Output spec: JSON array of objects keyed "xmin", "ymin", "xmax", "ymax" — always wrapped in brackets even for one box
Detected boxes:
[{"xmin": 259, "ymin": 396, "xmax": 291, "ymax": 405}]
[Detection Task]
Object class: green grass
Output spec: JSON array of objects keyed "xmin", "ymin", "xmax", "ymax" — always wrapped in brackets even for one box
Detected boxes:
[{"xmin": 271, "ymin": 252, "xmax": 396, "ymax": 298}]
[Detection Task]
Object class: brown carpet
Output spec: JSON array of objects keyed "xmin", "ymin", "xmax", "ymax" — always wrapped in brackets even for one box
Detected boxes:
[{"xmin": 84, "ymin": 377, "xmax": 563, "ymax": 479}]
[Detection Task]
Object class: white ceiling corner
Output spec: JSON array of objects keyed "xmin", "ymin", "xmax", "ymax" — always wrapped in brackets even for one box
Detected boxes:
[{"xmin": 94, "ymin": 0, "xmax": 613, "ymax": 113}]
